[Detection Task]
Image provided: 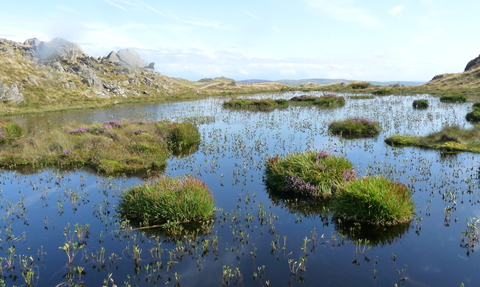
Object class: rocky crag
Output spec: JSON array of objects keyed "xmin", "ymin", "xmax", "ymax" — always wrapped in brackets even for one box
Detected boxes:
[{"xmin": 0, "ymin": 37, "xmax": 290, "ymax": 113}]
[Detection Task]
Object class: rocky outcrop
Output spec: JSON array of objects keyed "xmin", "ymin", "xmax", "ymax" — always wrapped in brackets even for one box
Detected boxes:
[
  {"xmin": 465, "ymin": 55, "xmax": 480, "ymax": 72},
  {"xmin": 24, "ymin": 37, "xmax": 87, "ymax": 63},
  {"xmin": 105, "ymin": 49, "xmax": 147, "ymax": 68},
  {"xmin": 0, "ymin": 82, "xmax": 24, "ymax": 104}
]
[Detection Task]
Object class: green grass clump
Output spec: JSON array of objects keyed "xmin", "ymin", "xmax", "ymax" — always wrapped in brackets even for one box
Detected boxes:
[
  {"xmin": 466, "ymin": 108, "xmax": 480, "ymax": 122},
  {"xmin": 328, "ymin": 118, "xmax": 381, "ymax": 138},
  {"xmin": 412, "ymin": 99, "xmax": 429, "ymax": 109},
  {"xmin": 118, "ymin": 176, "xmax": 215, "ymax": 228},
  {"xmin": 265, "ymin": 150, "xmax": 355, "ymax": 197},
  {"xmin": 312, "ymin": 94, "xmax": 346, "ymax": 108},
  {"xmin": 385, "ymin": 125, "xmax": 480, "ymax": 152},
  {"xmin": 349, "ymin": 81, "xmax": 372, "ymax": 89},
  {"xmin": 333, "ymin": 177, "xmax": 415, "ymax": 225},
  {"xmin": 0, "ymin": 120, "xmax": 200, "ymax": 175},
  {"xmin": 372, "ymin": 89, "xmax": 392, "ymax": 95},
  {"xmin": 0, "ymin": 121, "xmax": 24, "ymax": 144},
  {"xmin": 440, "ymin": 93, "xmax": 467, "ymax": 103},
  {"xmin": 222, "ymin": 98, "xmax": 288, "ymax": 111}
]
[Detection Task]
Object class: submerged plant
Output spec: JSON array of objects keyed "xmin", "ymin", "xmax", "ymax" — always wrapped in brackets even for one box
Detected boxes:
[
  {"xmin": 265, "ymin": 150, "xmax": 354, "ymax": 197},
  {"xmin": 333, "ymin": 176, "xmax": 415, "ymax": 225}
]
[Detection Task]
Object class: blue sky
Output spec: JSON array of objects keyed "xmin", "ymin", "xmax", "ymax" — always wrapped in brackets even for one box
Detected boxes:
[{"xmin": 1, "ymin": 0, "xmax": 479, "ymax": 82}]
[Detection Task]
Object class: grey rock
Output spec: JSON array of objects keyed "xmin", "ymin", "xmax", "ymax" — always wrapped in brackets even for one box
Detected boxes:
[
  {"xmin": 28, "ymin": 75, "xmax": 39, "ymax": 85},
  {"xmin": 49, "ymin": 61, "xmax": 65, "ymax": 72},
  {"xmin": 27, "ymin": 37, "xmax": 87, "ymax": 63},
  {"xmin": 198, "ymin": 78, "xmax": 213, "ymax": 82},
  {"xmin": 228, "ymin": 81, "xmax": 239, "ymax": 87},
  {"xmin": 0, "ymin": 83, "xmax": 24, "ymax": 104},
  {"xmin": 105, "ymin": 49, "xmax": 146, "ymax": 68},
  {"xmin": 147, "ymin": 62, "xmax": 155, "ymax": 69},
  {"xmin": 82, "ymin": 77, "xmax": 102, "ymax": 87},
  {"xmin": 62, "ymin": 81, "xmax": 77, "ymax": 89}
]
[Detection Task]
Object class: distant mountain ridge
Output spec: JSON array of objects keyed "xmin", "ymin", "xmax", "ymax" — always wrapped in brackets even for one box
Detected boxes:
[{"xmin": 239, "ymin": 78, "xmax": 425, "ymax": 87}]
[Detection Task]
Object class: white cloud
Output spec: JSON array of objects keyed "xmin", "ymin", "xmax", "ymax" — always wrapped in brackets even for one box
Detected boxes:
[
  {"xmin": 242, "ymin": 11, "xmax": 260, "ymax": 20},
  {"xmin": 303, "ymin": 0, "xmax": 381, "ymax": 27},
  {"xmin": 102, "ymin": 0, "xmax": 128, "ymax": 11},
  {"xmin": 388, "ymin": 5, "xmax": 405, "ymax": 17}
]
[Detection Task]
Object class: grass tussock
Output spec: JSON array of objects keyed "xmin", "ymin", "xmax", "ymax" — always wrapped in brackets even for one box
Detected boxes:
[
  {"xmin": 385, "ymin": 125, "xmax": 480, "ymax": 152},
  {"xmin": 466, "ymin": 102, "xmax": 480, "ymax": 122},
  {"xmin": 265, "ymin": 150, "xmax": 355, "ymax": 198},
  {"xmin": 290, "ymin": 94, "xmax": 346, "ymax": 108},
  {"xmin": 222, "ymin": 98, "xmax": 289, "ymax": 111},
  {"xmin": 118, "ymin": 176, "xmax": 215, "ymax": 232},
  {"xmin": 333, "ymin": 177, "xmax": 415, "ymax": 225},
  {"xmin": 328, "ymin": 118, "xmax": 381, "ymax": 138},
  {"xmin": 440, "ymin": 93, "xmax": 467, "ymax": 103},
  {"xmin": 0, "ymin": 120, "xmax": 200, "ymax": 174},
  {"xmin": 412, "ymin": 99, "xmax": 429, "ymax": 109}
]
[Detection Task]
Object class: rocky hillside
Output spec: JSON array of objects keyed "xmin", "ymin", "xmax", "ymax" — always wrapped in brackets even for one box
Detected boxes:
[
  {"xmin": 422, "ymin": 54, "xmax": 480, "ymax": 92},
  {"xmin": 0, "ymin": 37, "xmax": 291, "ymax": 114}
]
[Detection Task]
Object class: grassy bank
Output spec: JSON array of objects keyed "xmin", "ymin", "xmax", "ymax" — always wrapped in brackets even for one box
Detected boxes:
[
  {"xmin": 0, "ymin": 119, "xmax": 200, "ymax": 175},
  {"xmin": 385, "ymin": 125, "xmax": 480, "ymax": 153}
]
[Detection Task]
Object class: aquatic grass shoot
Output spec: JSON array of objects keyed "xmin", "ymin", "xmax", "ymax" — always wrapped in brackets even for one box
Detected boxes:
[{"xmin": 333, "ymin": 176, "xmax": 415, "ymax": 225}]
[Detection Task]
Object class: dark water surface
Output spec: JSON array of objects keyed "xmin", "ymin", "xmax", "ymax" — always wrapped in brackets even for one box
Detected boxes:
[{"xmin": 0, "ymin": 92, "xmax": 479, "ymax": 286}]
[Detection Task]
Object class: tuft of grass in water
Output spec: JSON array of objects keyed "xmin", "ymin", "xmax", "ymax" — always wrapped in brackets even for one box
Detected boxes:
[
  {"xmin": 328, "ymin": 118, "xmax": 381, "ymax": 138},
  {"xmin": 265, "ymin": 150, "xmax": 354, "ymax": 197},
  {"xmin": 118, "ymin": 176, "xmax": 215, "ymax": 228},
  {"xmin": 222, "ymin": 98, "xmax": 289, "ymax": 111},
  {"xmin": 372, "ymin": 89, "xmax": 392, "ymax": 96},
  {"xmin": 412, "ymin": 99, "xmax": 429, "ymax": 109},
  {"xmin": 385, "ymin": 125, "xmax": 480, "ymax": 153},
  {"xmin": 440, "ymin": 93, "xmax": 467, "ymax": 103},
  {"xmin": 0, "ymin": 121, "xmax": 24, "ymax": 144},
  {"xmin": 333, "ymin": 176, "xmax": 415, "ymax": 225},
  {"xmin": 0, "ymin": 120, "xmax": 200, "ymax": 175}
]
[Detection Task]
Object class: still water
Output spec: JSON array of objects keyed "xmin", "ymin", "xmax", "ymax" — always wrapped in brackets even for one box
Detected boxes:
[{"xmin": 0, "ymin": 92, "xmax": 478, "ymax": 286}]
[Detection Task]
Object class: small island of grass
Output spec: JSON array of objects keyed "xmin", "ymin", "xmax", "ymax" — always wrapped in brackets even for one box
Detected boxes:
[
  {"xmin": 385, "ymin": 125, "xmax": 480, "ymax": 153},
  {"xmin": 440, "ymin": 93, "xmax": 467, "ymax": 103},
  {"xmin": 0, "ymin": 120, "xmax": 201, "ymax": 174},
  {"xmin": 118, "ymin": 176, "xmax": 215, "ymax": 236},
  {"xmin": 333, "ymin": 176, "xmax": 415, "ymax": 225},
  {"xmin": 412, "ymin": 99, "xmax": 429, "ymax": 109},
  {"xmin": 222, "ymin": 94, "xmax": 345, "ymax": 111},
  {"xmin": 265, "ymin": 150, "xmax": 355, "ymax": 197},
  {"xmin": 265, "ymin": 150, "xmax": 415, "ymax": 226},
  {"xmin": 328, "ymin": 118, "xmax": 381, "ymax": 138}
]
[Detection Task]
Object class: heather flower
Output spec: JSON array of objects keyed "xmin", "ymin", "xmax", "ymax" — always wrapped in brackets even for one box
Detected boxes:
[
  {"xmin": 315, "ymin": 150, "xmax": 330, "ymax": 160},
  {"xmin": 0, "ymin": 132, "xmax": 6, "ymax": 139},
  {"xmin": 284, "ymin": 176, "xmax": 319, "ymax": 196},
  {"xmin": 69, "ymin": 127, "xmax": 91, "ymax": 135},
  {"xmin": 343, "ymin": 169, "xmax": 357, "ymax": 181},
  {"xmin": 63, "ymin": 149, "xmax": 72, "ymax": 155}
]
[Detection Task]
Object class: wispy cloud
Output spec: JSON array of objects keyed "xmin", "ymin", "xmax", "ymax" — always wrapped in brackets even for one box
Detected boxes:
[
  {"xmin": 303, "ymin": 0, "xmax": 381, "ymax": 27},
  {"xmin": 135, "ymin": 0, "xmax": 166, "ymax": 17},
  {"xmin": 388, "ymin": 5, "xmax": 405, "ymax": 17},
  {"xmin": 170, "ymin": 14, "xmax": 231, "ymax": 29},
  {"xmin": 242, "ymin": 11, "xmax": 260, "ymax": 20},
  {"xmin": 102, "ymin": 0, "xmax": 128, "ymax": 11}
]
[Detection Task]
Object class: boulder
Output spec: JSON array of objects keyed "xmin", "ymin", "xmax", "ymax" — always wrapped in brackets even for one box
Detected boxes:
[
  {"xmin": 431, "ymin": 74, "xmax": 445, "ymax": 81},
  {"xmin": 81, "ymin": 77, "xmax": 102, "ymax": 87},
  {"xmin": 106, "ymin": 49, "xmax": 146, "ymax": 68},
  {"xmin": 26, "ymin": 37, "xmax": 87, "ymax": 63},
  {"xmin": 0, "ymin": 83, "xmax": 24, "ymax": 104}
]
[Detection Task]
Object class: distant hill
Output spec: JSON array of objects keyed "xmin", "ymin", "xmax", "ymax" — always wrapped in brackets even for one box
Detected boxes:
[{"xmin": 239, "ymin": 78, "xmax": 425, "ymax": 87}]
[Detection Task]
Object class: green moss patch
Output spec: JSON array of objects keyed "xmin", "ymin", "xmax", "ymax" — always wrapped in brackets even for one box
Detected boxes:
[
  {"xmin": 333, "ymin": 177, "xmax": 415, "ymax": 225},
  {"xmin": 328, "ymin": 118, "xmax": 381, "ymax": 138}
]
